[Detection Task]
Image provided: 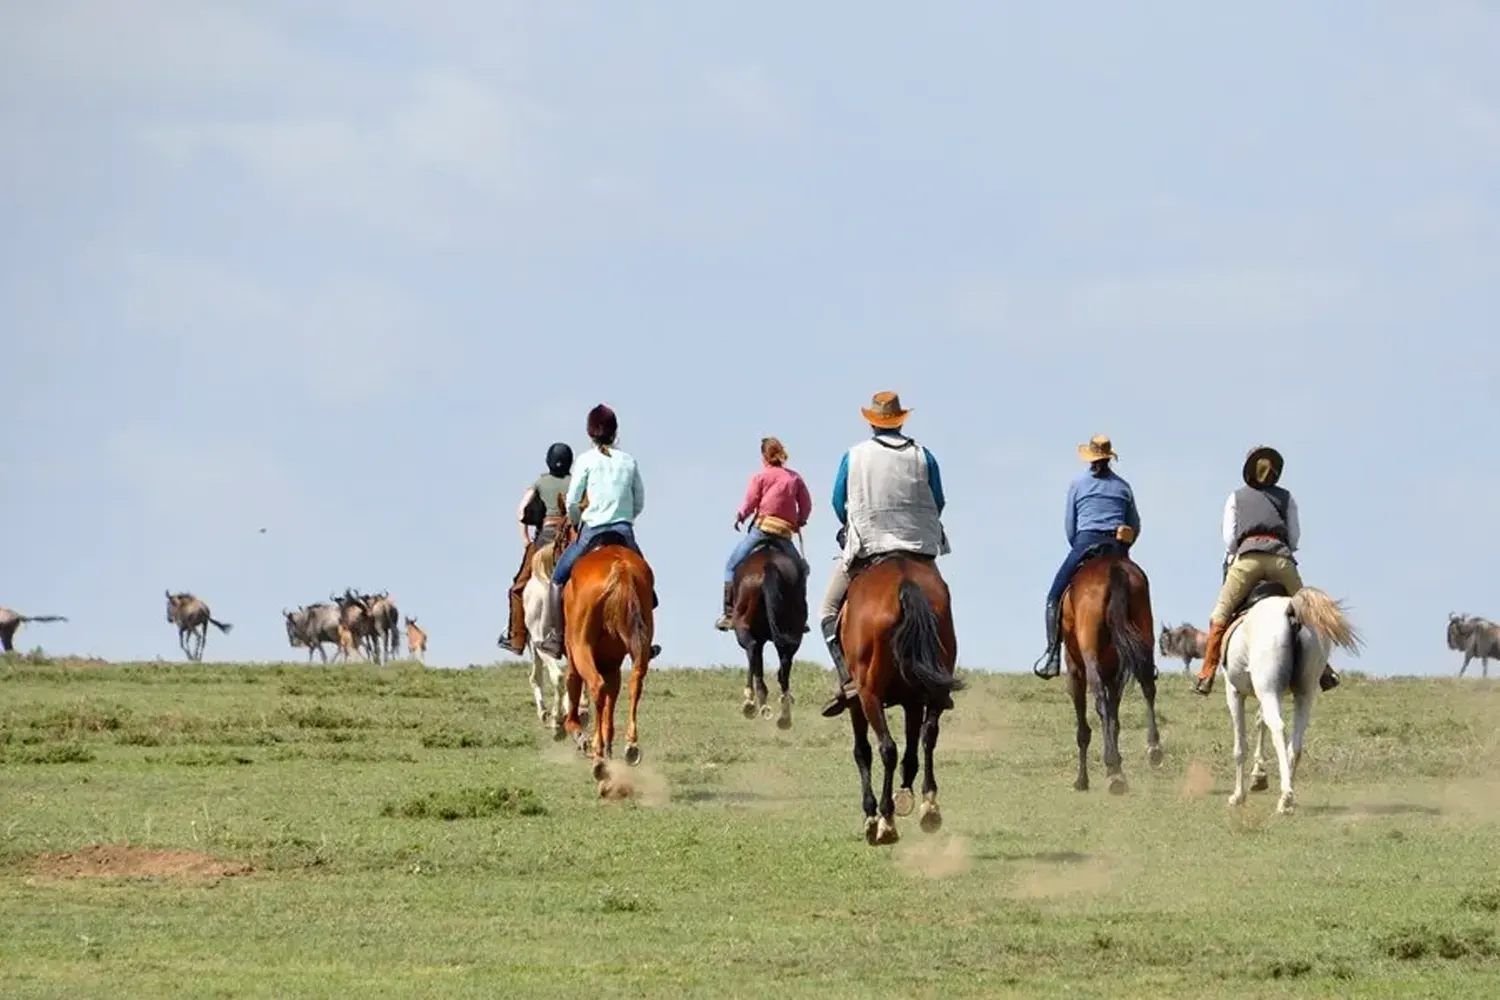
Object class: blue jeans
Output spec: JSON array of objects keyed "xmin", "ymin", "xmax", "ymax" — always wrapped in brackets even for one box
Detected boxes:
[
  {"xmin": 1046, "ymin": 530, "xmax": 1126, "ymax": 606},
  {"xmin": 552, "ymin": 522, "xmax": 641, "ymax": 587},
  {"xmin": 725, "ymin": 528, "xmax": 807, "ymax": 583}
]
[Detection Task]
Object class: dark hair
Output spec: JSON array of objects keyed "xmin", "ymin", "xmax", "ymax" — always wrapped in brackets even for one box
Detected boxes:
[{"xmin": 587, "ymin": 404, "xmax": 617, "ymax": 453}]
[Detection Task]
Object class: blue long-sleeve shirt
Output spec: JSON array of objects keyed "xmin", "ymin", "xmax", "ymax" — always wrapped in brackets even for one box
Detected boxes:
[
  {"xmin": 1064, "ymin": 469, "xmax": 1139, "ymax": 546},
  {"xmin": 832, "ymin": 431, "xmax": 946, "ymax": 525}
]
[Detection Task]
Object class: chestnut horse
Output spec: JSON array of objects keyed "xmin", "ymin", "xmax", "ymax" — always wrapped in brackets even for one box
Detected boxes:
[
  {"xmin": 559, "ymin": 538, "xmax": 656, "ymax": 791},
  {"xmin": 1061, "ymin": 553, "xmax": 1162, "ymax": 794},
  {"xmin": 730, "ymin": 544, "xmax": 807, "ymax": 728},
  {"xmin": 841, "ymin": 553, "xmax": 962, "ymax": 846}
]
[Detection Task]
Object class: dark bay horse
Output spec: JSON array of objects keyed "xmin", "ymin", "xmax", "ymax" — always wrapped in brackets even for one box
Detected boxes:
[
  {"xmin": 730, "ymin": 544, "xmax": 807, "ymax": 729},
  {"xmin": 559, "ymin": 539, "xmax": 655, "ymax": 795},
  {"xmin": 1062, "ymin": 553, "xmax": 1161, "ymax": 794},
  {"xmin": 841, "ymin": 553, "xmax": 962, "ymax": 846}
]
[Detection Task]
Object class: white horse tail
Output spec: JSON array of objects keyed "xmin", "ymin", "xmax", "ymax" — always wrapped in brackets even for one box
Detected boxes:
[{"xmin": 1289, "ymin": 588, "xmax": 1364, "ymax": 655}]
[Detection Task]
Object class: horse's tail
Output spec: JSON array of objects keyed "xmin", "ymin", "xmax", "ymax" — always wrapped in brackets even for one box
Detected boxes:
[
  {"xmin": 892, "ymin": 577, "xmax": 963, "ymax": 705},
  {"xmin": 759, "ymin": 554, "xmax": 803, "ymax": 649},
  {"xmin": 531, "ymin": 542, "xmax": 558, "ymax": 581},
  {"xmin": 1289, "ymin": 588, "xmax": 1363, "ymax": 655},
  {"xmin": 602, "ymin": 557, "xmax": 652, "ymax": 662},
  {"xmin": 1104, "ymin": 562, "xmax": 1152, "ymax": 690}
]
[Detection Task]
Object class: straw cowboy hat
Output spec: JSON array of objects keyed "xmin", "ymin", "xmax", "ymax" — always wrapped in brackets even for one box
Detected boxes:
[
  {"xmin": 861, "ymin": 391, "xmax": 911, "ymax": 430},
  {"xmin": 1077, "ymin": 434, "xmax": 1118, "ymax": 463},
  {"xmin": 1242, "ymin": 445, "xmax": 1284, "ymax": 487}
]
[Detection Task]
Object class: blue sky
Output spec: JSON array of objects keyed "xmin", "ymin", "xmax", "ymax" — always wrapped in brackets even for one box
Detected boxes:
[{"xmin": 3, "ymin": 1, "xmax": 1497, "ymax": 675}]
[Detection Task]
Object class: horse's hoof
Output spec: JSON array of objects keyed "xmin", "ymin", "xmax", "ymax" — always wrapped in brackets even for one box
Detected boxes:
[
  {"xmin": 552, "ymin": 724, "xmax": 566, "ymax": 742},
  {"xmin": 775, "ymin": 708, "xmax": 792, "ymax": 731},
  {"xmin": 893, "ymin": 788, "xmax": 915, "ymax": 817},
  {"xmin": 1228, "ymin": 792, "xmax": 1246, "ymax": 807},
  {"xmin": 864, "ymin": 816, "xmax": 880, "ymax": 846},
  {"xmin": 1108, "ymin": 775, "xmax": 1128, "ymax": 796},
  {"xmin": 1250, "ymin": 773, "xmax": 1269, "ymax": 793},
  {"xmin": 918, "ymin": 801, "xmax": 943, "ymax": 834},
  {"xmin": 758, "ymin": 703, "xmax": 773, "ymax": 720},
  {"xmin": 591, "ymin": 759, "xmax": 608, "ymax": 781},
  {"xmin": 1074, "ymin": 776, "xmax": 1089, "ymax": 792},
  {"xmin": 741, "ymin": 700, "xmax": 756, "ymax": 719},
  {"xmin": 875, "ymin": 816, "xmax": 900, "ymax": 845},
  {"xmin": 1147, "ymin": 745, "xmax": 1165, "ymax": 769},
  {"xmin": 1277, "ymin": 793, "xmax": 1295, "ymax": 815},
  {"xmin": 624, "ymin": 744, "xmax": 642, "ymax": 767},
  {"xmin": 597, "ymin": 779, "xmax": 611, "ymax": 798}
]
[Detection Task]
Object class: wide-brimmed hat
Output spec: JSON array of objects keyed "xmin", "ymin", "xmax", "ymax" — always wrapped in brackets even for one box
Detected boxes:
[
  {"xmin": 1242, "ymin": 445, "xmax": 1284, "ymax": 487},
  {"xmin": 861, "ymin": 391, "xmax": 910, "ymax": 430},
  {"xmin": 1077, "ymin": 434, "xmax": 1118, "ymax": 463}
]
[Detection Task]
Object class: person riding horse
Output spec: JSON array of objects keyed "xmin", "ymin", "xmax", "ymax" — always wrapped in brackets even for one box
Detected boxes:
[
  {"xmin": 819, "ymin": 391, "xmax": 949, "ymax": 718},
  {"xmin": 1034, "ymin": 435, "xmax": 1141, "ymax": 679},
  {"xmin": 535, "ymin": 404, "xmax": 660, "ymax": 660},
  {"xmin": 499, "ymin": 442, "xmax": 573, "ymax": 654},
  {"xmin": 714, "ymin": 436, "xmax": 813, "ymax": 632},
  {"xmin": 1193, "ymin": 445, "xmax": 1338, "ymax": 695}
]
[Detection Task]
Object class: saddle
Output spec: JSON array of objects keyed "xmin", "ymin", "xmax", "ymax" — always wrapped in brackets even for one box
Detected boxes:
[
  {"xmin": 577, "ymin": 529, "xmax": 632, "ymax": 560},
  {"xmin": 1222, "ymin": 579, "xmax": 1290, "ymax": 648}
]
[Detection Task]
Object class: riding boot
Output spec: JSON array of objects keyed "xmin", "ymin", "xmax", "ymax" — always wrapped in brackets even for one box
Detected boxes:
[
  {"xmin": 535, "ymin": 584, "xmax": 566, "ymax": 658},
  {"xmin": 1032, "ymin": 599, "xmax": 1063, "ymax": 679},
  {"xmin": 1194, "ymin": 620, "xmax": 1228, "ymax": 695},
  {"xmin": 820, "ymin": 616, "xmax": 858, "ymax": 718},
  {"xmin": 714, "ymin": 582, "xmax": 734, "ymax": 632},
  {"xmin": 1319, "ymin": 663, "xmax": 1340, "ymax": 691}
]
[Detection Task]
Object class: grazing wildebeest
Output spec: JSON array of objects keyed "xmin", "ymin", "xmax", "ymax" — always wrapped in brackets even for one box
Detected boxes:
[
  {"xmin": 558, "ymin": 533, "xmax": 655, "ymax": 796},
  {"xmin": 1158, "ymin": 623, "xmax": 1207, "ymax": 674},
  {"xmin": 1062, "ymin": 552, "xmax": 1162, "ymax": 795},
  {"xmin": 165, "ymin": 591, "xmax": 232, "ymax": 661},
  {"xmin": 1223, "ymin": 587, "xmax": 1363, "ymax": 814},
  {"xmin": 521, "ymin": 543, "xmax": 572, "ymax": 736},
  {"xmin": 0, "ymin": 607, "xmax": 68, "ymax": 653},
  {"xmin": 837, "ymin": 553, "xmax": 962, "ymax": 846},
  {"xmin": 729, "ymin": 541, "xmax": 807, "ymax": 729},
  {"xmin": 1447, "ymin": 612, "xmax": 1500, "ymax": 679},
  {"xmin": 283, "ymin": 603, "xmax": 341, "ymax": 663},
  {"xmin": 404, "ymin": 616, "xmax": 426, "ymax": 663}
]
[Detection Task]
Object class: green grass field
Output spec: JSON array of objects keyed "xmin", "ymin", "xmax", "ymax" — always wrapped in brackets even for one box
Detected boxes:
[{"xmin": 2, "ymin": 654, "xmax": 1498, "ymax": 998}]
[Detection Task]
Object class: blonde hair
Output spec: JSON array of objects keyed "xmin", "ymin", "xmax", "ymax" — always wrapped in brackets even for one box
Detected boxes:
[{"xmin": 761, "ymin": 436, "xmax": 787, "ymax": 466}]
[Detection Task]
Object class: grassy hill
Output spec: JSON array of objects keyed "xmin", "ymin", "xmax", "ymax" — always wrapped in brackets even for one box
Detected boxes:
[{"xmin": 2, "ymin": 655, "xmax": 1497, "ymax": 998}]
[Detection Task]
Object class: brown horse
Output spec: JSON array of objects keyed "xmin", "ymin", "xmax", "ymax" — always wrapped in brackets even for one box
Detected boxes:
[
  {"xmin": 841, "ymin": 553, "xmax": 962, "ymax": 846},
  {"xmin": 729, "ymin": 544, "xmax": 807, "ymax": 728},
  {"xmin": 559, "ymin": 540, "xmax": 655, "ymax": 793},
  {"xmin": 1061, "ymin": 553, "xmax": 1162, "ymax": 795}
]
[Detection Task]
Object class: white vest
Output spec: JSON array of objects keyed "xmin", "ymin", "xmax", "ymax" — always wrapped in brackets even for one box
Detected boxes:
[{"xmin": 842, "ymin": 436, "xmax": 949, "ymax": 566}]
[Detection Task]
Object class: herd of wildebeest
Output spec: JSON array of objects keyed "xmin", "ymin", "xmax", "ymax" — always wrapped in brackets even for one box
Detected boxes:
[{"xmin": 0, "ymin": 597, "xmax": 1496, "ymax": 678}]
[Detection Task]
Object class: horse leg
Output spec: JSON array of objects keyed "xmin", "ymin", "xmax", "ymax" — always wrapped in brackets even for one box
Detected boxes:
[
  {"xmin": 1250, "ymin": 708, "xmax": 1270, "ymax": 792},
  {"xmin": 742, "ymin": 641, "xmax": 764, "ymax": 719},
  {"xmin": 918, "ymin": 706, "xmax": 944, "ymax": 833},
  {"xmin": 1069, "ymin": 660, "xmax": 1091, "ymax": 791},
  {"xmin": 1086, "ymin": 652, "xmax": 1126, "ymax": 794},
  {"xmin": 529, "ymin": 653, "xmax": 548, "ymax": 723},
  {"xmin": 774, "ymin": 642, "xmax": 795, "ymax": 730},
  {"xmin": 893, "ymin": 703, "xmax": 922, "ymax": 818},
  {"xmin": 1138, "ymin": 660, "xmax": 1164, "ymax": 768},
  {"xmin": 548, "ymin": 657, "xmax": 568, "ymax": 740},
  {"xmin": 624, "ymin": 652, "xmax": 647, "ymax": 766},
  {"xmin": 1257, "ymin": 689, "xmax": 1296, "ymax": 814},
  {"xmin": 562, "ymin": 664, "xmax": 586, "ymax": 740},
  {"xmin": 850, "ymin": 707, "xmax": 879, "ymax": 844},
  {"xmin": 862, "ymin": 690, "xmax": 901, "ymax": 845},
  {"xmin": 1227, "ymin": 686, "xmax": 1248, "ymax": 806}
]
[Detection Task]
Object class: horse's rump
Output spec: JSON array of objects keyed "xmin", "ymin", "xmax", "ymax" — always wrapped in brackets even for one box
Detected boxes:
[
  {"xmin": 734, "ymin": 546, "xmax": 806, "ymax": 648},
  {"xmin": 569, "ymin": 545, "xmax": 653, "ymax": 665},
  {"xmin": 844, "ymin": 554, "xmax": 959, "ymax": 704}
]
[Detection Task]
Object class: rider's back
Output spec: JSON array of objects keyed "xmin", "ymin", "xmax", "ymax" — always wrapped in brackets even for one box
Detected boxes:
[
  {"xmin": 845, "ymin": 436, "xmax": 944, "ymax": 558},
  {"xmin": 570, "ymin": 447, "xmax": 644, "ymax": 527}
]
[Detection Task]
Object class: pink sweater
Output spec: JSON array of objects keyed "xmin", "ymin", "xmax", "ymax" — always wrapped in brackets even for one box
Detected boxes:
[{"xmin": 737, "ymin": 465, "xmax": 813, "ymax": 528}]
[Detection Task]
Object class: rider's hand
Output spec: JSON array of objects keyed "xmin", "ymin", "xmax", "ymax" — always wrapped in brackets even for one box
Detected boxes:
[{"xmin": 733, "ymin": 517, "xmax": 743, "ymax": 531}]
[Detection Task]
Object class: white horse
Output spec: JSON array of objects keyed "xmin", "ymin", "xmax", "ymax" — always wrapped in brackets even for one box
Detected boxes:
[
  {"xmin": 522, "ymin": 544, "xmax": 576, "ymax": 737},
  {"xmin": 1221, "ymin": 587, "xmax": 1363, "ymax": 815}
]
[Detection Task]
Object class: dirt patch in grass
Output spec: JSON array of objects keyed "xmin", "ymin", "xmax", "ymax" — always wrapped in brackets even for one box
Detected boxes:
[{"xmin": 25, "ymin": 844, "xmax": 254, "ymax": 880}]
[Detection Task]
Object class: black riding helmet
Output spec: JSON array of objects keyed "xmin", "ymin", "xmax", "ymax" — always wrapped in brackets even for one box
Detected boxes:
[{"xmin": 545, "ymin": 442, "xmax": 573, "ymax": 477}]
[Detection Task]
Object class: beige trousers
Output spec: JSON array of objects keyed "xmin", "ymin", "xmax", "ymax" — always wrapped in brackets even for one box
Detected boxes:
[{"xmin": 1210, "ymin": 552, "xmax": 1303, "ymax": 624}]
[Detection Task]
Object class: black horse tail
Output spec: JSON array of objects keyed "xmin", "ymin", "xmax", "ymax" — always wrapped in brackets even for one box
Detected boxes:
[
  {"xmin": 892, "ymin": 577, "xmax": 963, "ymax": 705},
  {"xmin": 759, "ymin": 552, "xmax": 804, "ymax": 650},
  {"xmin": 1104, "ymin": 561, "xmax": 1152, "ymax": 693}
]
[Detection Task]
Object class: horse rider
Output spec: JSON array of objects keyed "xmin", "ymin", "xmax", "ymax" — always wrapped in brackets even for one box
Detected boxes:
[
  {"xmin": 1033, "ymin": 435, "xmax": 1141, "ymax": 679},
  {"xmin": 819, "ymin": 391, "xmax": 949, "ymax": 718},
  {"xmin": 535, "ymin": 404, "xmax": 661, "ymax": 660},
  {"xmin": 714, "ymin": 436, "xmax": 813, "ymax": 631},
  {"xmin": 498, "ymin": 442, "xmax": 573, "ymax": 655},
  {"xmin": 1193, "ymin": 445, "xmax": 1337, "ymax": 695}
]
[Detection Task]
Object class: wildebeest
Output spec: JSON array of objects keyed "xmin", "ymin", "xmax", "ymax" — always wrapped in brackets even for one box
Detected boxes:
[
  {"xmin": 1447, "ymin": 612, "xmax": 1500, "ymax": 679},
  {"xmin": 404, "ymin": 616, "xmax": 427, "ymax": 663},
  {"xmin": 0, "ymin": 607, "xmax": 68, "ymax": 653},
  {"xmin": 332, "ymin": 589, "xmax": 399, "ymax": 662},
  {"xmin": 1159, "ymin": 623, "xmax": 1207, "ymax": 674},
  {"xmin": 165, "ymin": 591, "xmax": 232, "ymax": 661},
  {"xmin": 330, "ymin": 590, "xmax": 382, "ymax": 664},
  {"xmin": 284, "ymin": 603, "xmax": 341, "ymax": 663}
]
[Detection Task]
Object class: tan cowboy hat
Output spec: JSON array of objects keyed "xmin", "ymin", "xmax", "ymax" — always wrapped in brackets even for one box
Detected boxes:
[
  {"xmin": 1243, "ymin": 445, "xmax": 1284, "ymax": 487},
  {"xmin": 1077, "ymin": 434, "xmax": 1118, "ymax": 462},
  {"xmin": 861, "ymin": 391, "xmax": 910, "ymax": 430}
]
